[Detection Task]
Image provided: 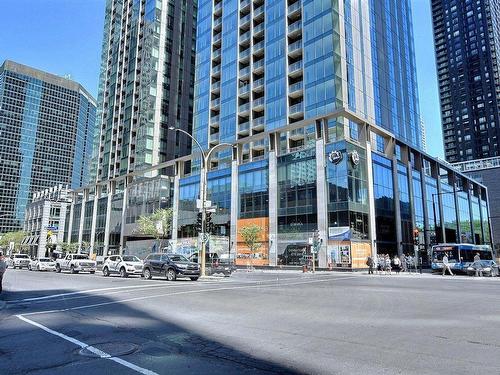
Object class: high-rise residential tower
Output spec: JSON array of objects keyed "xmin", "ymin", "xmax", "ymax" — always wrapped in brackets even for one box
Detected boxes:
[
  {"xmin": 91, "ymin": 0, "xmax": 196, "ymax": 183},
  {"xmin": 431, "ymin": 0, "xmax": 500, "ymax": 162},
  {"xmin": 0, "ymin": 60, "xmax": 96, "ymax": 234}
]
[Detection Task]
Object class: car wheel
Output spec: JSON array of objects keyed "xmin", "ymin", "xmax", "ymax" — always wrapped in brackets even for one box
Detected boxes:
[
  {"xmin": 120, "ymin": 267, "xmax": 128, "ymax": 278},
  {"xmin": 37, "ymin": 265, "xmax": 41, "ymax": 271},
  {"xmin": 103, "ymin": 267, "xmax": 110, "ymax": 277},
  {"xmin": 190, "ymin": 277, "xmax": 199, "ymax": 281},
  {"xmin": 90, "ymin": 271, "xmax": 95, "ymax": 274},
  {"xmin": 166, "ymin": 268, "xmax": 177, "ymax": 281},
  {"xmin": 28, "ymin": 265, "xmax": 32, "ymax": 271},
  {"xmin": 56, "ymin": 264, "xmax": 61, "ymax": 273},
  {"xmin": 70, "ymin": 265, "xmax": 77, "ymax": 274},
  {"xmin": 143, "ymin": 268, "xmax": 152, "ymax": 280}
]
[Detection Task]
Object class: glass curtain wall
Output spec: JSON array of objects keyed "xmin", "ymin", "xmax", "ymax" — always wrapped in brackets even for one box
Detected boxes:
[{"xmin": 238, "ymin": 160, "xmax": 269, "ymax": 219}]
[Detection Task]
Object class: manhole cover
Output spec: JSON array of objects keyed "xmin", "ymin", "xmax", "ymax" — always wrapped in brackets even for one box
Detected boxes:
[{"xmin": 78, "ymin": 342, "xmax": 139, "ymax": 358}]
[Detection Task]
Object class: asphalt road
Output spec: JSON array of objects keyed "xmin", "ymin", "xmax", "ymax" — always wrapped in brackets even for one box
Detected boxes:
[{"xmin": 1, "ymin": 268, "xmax": 499, "ymax": 375}]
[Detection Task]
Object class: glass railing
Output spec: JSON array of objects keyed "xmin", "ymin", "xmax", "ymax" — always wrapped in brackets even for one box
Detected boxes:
[
  {"xmin": 214, "ymin": 2, "xmax": 223, "ymax": 12},
  {"xmin": 214, "ymin": 18, "xmax": 222, "ymax": 28},
  {"xmin": 210, "ymin": 115, "xmax": 220, "ymax": 124},
  {"xmin": 289, "ymin": 102, "xmax": 303, "ymax": 114},
  {"xmin": 213, "ymin": 65, "xmax": 221, "ymax": 74},
  {"xmin": 241, "ymin": 0, "xmax": 251, "ymax": 9},
  {"xmin": 213, "ymin": 33, "xmax": 222, "ymax": 42},
  {"xmin": 211, "ymin": 98, "xmax": 220, "ymax": 107},
  {"xmin": 213, "ymin": 49, "xmax": 221, "ymax": 59},
  {"xmin": 240, "ymin": 48, "xmax": 251, "ymax": 59},
  {"xmin": 212, "ymin": 81, "xmax": 220, "ymax": 90},
  {"xmin": 239, "ymin": 66, "xmax": 251, "ymax": 75},
  {"xmin": 288, "ymin": 40, "xmax": 302, "ymax": 53},
  {"xmin": 287, "ymin": 1, "xmax": 301, "ymax": 14},
  {"xmin": 253, "ymin": 116, "xmax": 265, "ymax": 127},
  {"xmin": 253, "ymin": 40, "xmax": 265, "ymax": 51},
  {"xmin": 254, "ymin": 59, "xmax": 264, "ymax": 69},
  {"xmin": 254, "ymin": 5, "xmax": 264, "ymax": 16},
  {"xmin": 254, "ymin": 23, "xmax": 265, "ymax": 34},
  {"xmin": 239, "ymin": 84, "xmax": 250, "ymax": 95},
  {"xmin": 241, "ymin": 13, "xmax": 251, "ymax": 24},
  {"xmin": 253, "ymin": 78, "xmax": 264, "ymax": 87},
  {"xmin": 288, "ymin": 20, "xmax": 301, "ymax": 34},
  {"xmin": 239, "ymin": 103, "xmax": 251, "ymax": 112},
  {"xmin": 238, "ymin": 122, "xmax": 250, "ymax": 131},
  {"xmin": 253, "ymin": 97, "xmax": 265, "ymax": 107},
  {"xmin": 289, "ymin": 81, "xmax": 303, "ymax": 92},
  {"xmin": 239, "ymin": 31, "xmax": 251, "ymax": 42},
  {"xmin": 210, "ymin": 132, "xmax": 219, "ymax": 142}
]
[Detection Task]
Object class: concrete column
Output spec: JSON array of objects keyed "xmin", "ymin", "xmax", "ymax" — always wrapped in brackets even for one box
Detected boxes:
[
  {"xmin": 315, "ymin": 138, "xmax": 328, "ymax": 268},
  {"xmin": 171, "ymin": 174, "xmax": 180, "ymax": 241},
  {"xmin": 66, "ymin": 197, "xmax": 75, "ymax": 244},
  {"xmin": 38, "ymin": 201, "xmax": 50, "ymax": 258},
  {"xmin": 119, "ymin": 181, "xmax": 129, "ymax": 255},
  {"xmin": 268, "ymin": 150, "xmax": 278, "ymax": 266},
  {"xmin": 103, "ymin": 181, "xmax": 114, "ymax": 256},
  {"xmin": 77, "ymin": 190, "xmax": 87, "ymax": 253},
  {"xmin": 58, "ymin": 202, "xmax": 68, "ymax": 252},
  {"xmin": 230, "ymin": 159, "xmax": 239, "ymax": 253},
  {"xmin": 89, "ymin": 188, "xmax": 99, "ymax": 256},
  {"xmin": 392, "ymin": 156, "xmax": 403, "ymax": 256},
  {"xmin": 365, "ymin": 141, "xmax": 377, "ymax": 257}
]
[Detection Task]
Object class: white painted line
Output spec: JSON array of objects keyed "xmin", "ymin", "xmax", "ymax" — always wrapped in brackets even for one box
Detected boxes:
[
  {"xmin": 8, "ymin": 283, "xmax": 174, "ymax": 303},
  {"xmin": 17, "ymin": 315, "xmax": 159, "ymax": 375},
  {"xmin": 21, "ymin": 275, "xmax": 357, "ymax": 316}
]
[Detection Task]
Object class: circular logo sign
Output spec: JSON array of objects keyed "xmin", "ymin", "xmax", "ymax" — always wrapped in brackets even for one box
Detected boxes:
[
  {"xmin": 350, "ymin": 150, "xmax": 360, "ymax": 166},
  {"xmin": 328, "ymin": 150, "xmax": 343, "ymax": 165}
]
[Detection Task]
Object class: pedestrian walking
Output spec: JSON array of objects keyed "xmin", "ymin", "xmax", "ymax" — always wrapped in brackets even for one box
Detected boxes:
[
  {"xmin": 377, "ymin": 254, "xmax": 383, "ymax": 274},
  {"xmin": 406, "ymin": 255, "xmax": 413, "ymax": 274},
  {"xmin": 442, "ymin": 253, "xmax": 454, "ymax": 276},
  {"xmin": 366, "ymin": 255, "xmax": 374, "ymax": 274},
  {"xmin": 473, "ymin": 252, "xmax": 482, "ymax": 277},
  {"xmin": 400, "ymin": 254, "xmax": 407, "ymax": 273},
  {"xmin": 385, "ymin": 254, "xmax": 392, "ymax": 275},
  {"xmin": 0, "ymin": 250, "xmax": 7, "ymax": 294},
  {"xmin": 393, "ymin": 255, "xmax": 401, "ymax": 274}
]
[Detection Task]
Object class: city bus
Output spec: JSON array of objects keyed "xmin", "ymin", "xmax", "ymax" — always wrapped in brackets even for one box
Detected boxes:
[{"xmin": 431, "ymin": 243, "xmax": 493, "ymax": 273}]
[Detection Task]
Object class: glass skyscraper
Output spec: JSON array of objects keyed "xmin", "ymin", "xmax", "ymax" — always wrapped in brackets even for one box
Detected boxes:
[
  {"xmin": 431, "ymin": 0, "xmax": 500, "ymax": 162},
  {"xmin": 0, "ymin": 60, "xmax": 96, "ymax": 234}
]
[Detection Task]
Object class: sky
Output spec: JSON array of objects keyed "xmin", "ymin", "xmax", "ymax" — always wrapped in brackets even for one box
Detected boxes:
[{"xmin": 0, "ymin": 0, "xmax": 444, "ymax": 159}]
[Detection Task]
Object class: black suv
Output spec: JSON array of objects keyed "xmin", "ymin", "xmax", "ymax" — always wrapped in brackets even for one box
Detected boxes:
[{"xmin": 142, "ymin": 253, "xmax": 200, "ymax": 281}]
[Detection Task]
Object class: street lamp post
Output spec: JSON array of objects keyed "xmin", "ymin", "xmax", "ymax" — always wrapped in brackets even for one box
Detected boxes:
[{"xmin": 169, "ymin": 126, "xmax": 235, "ymax": 277}]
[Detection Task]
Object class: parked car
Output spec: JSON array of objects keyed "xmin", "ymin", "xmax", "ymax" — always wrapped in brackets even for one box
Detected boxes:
[
  {"xmin": 189, "ymin": 252, "xmax": 233, "ymax": 276},
  {"xmin": 29, "ymin": 257, "xmax": 56, "ymax": 271},
  {"xmin": 142, "ymin": 253, "xmax": 200, "ymax": 281},
  {"xmin": 102, "ymin": 255, "xmax": 143, "ymax": 277},
  {"xmin": 10, "ymin": 253, "xmax": 31, "ymax": 269},
  {"xmin": 466, "ymin": 260, "xmax": 499, "ymax": 277},
  {"xmin": 55, "ymin": 254, "xmax": 97, "ymax": 274}
]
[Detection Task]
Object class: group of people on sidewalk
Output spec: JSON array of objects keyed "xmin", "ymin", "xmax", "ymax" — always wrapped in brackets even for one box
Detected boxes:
[{"xmin": 366, "ymin": 253, "xmax": 418, "ymax": 275}]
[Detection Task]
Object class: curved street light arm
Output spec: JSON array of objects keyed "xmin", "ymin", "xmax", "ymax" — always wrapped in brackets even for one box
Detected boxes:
[
  {"xmin": 206, "ymin": 142, "xmax": 235, "ymax": 164},
  {"xmin": 169, "ymin": 127, "xmax": 206, "ymax": 167}
]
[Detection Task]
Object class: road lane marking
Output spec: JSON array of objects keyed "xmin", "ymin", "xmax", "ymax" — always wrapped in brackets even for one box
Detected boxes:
[
  {"xmin": 17, "ymin": 315, "xmax": 159, "ymax": 375},
  {"xmin": 20, "ymin": 275, "xmax": 357, "ymax": 316}
]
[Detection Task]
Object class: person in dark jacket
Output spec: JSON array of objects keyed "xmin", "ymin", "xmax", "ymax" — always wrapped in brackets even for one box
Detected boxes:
[{"xmin": 0, "ymin": 250, "xmax": 7, "ymax": 294}]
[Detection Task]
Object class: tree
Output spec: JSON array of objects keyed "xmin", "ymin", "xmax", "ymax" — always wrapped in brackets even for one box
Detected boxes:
[
  {"xmin": 60, "ymin": 242, "xmax": 78, "ymax": 254},
  {"xmin": 136, "ymin": 208, "xmax": 173, "ymax": 251},
  {"xmin": 239, "ymin": 224, "xmax": 263, "ymax": 269},
  {"xmin": 0, "ymin": 231, "xmax": 29, "ymax": 254}
]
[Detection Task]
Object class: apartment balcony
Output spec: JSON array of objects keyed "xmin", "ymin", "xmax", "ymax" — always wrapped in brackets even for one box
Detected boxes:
[
  {"xmin": 214, "ymin": 16, "xmax": 222, "ymax": 28},
  {"xmin": 288, "ymin": 60, "xmax": 303, "ymax": 77},
  {"xmin": 288, "ymin": 20, "xmax": 302, "ymax": 37},
  {"xmin": 289, "ymin": 127, "xmax": 305, "ymax": 140},
  {"xmin": 240, "ymin": 48, "xmax": 251, "ymax": 62},
  {"xmin": 288, "ymin": 81, "xmax": 303, "ymax": 98},
  {"xmin": 209, "ymin": 132, "xmax": 220, "ymax": 145},
  {"xmin": 288, "ymin": 40, "xmax": 302, "ymax": 57},
  {"xmin": 212, "ymin": 48, "xmax": 221, "ymax": 62},
  {"xmin": 214, "ymin": 2, "xmax": 223, "ymax": 15},
  {"xmin": 239, "ymin": 102, "xmax": 251, "ymax": 114},
  {"xmin": 288, "ymin": 1, "xmax": 301, "ymax": 18},
  {"xmin": 254, "ymin": 22, "xmax": 265, "ymax": 37},
  {"xmin": 213, "ymin": 64, "xmax": 221, "ymax": 76},
  {"xmin": 240, "ymin": 0, "xmax": 251, "ymax": 12},
  {"xmin": 239, "ymin": 66, "xmax": 251, "ymax": 79},
  {"xmin": 210, "ymin": 98, "xmax": 221, "ymax": 109},
  {"xmin": 253, "ymin": 40, "xmax": 265, "ymax": 56},
  {"xmin": 241, "ymin": 13, "xmax": 251, "ymax": 28},
  {"xmin": 238, "ymin": 121, "xmax": 250, "ymax": 136},
  {"xmin": 289, "ymin": 101, "xmax": 304, "ymax": 118},
  {"xmin": 252, "ymin": 116, "xmax": 265, "ymax": 131},
  {"xmin": 238, "ymin": 84, "xmax": 251, "ymax": 98},
  {"xmin": 210, "ymin": 114, "xmax": 220, "ymax": 127},
  {"xmin": 212, "ymin": 80, "xmax": 221, "ymax": 93},
  {"xmin": 213, "ymin": 32, "xmax": 222, "ymax": 46},
  {"xmin": 253, "ymin": 96, "xmax": 265, "ymax": 111},
  {"xmin": 252, "ymin": 138, "xmax": 266, "ymax": 150},
  {"xmin": 239, "ymin": 30, "xmax": 251, "ymax": 45},
  {"xmin": 254, "ymin": 5, "xmax": 265, "ymax": 20},
  {"xmin": 253, "ymin": 77, "xmax": 264, "ymax": 92},
  {"xmin": 253, "ymin": 58, "xmax": 264, "ymax": 73}
]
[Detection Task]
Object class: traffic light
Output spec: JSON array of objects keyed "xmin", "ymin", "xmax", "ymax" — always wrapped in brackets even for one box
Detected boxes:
[
  {"xmin": 413, "ymin": 229, "xmax": 420, "ymax": 245},
  {"xmin": 196, "ymin": 212, "xmax": 202, "ymax": 232},
  {"xmin": 206, "ymin": 211, "xmax": 214, "ymax": 234}
]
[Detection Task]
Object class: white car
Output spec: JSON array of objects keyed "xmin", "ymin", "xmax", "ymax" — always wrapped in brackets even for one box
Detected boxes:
[
  {"xmin": 29, "ymin": 257, "xmax": 57, "ymax": 271},
  {"xmin": 10, "ymin": 253, "xmax": 31, "ymax": 269},
  {"xmin": 102, "ymin": 255, "xmax": 143, "ymax": 277}
]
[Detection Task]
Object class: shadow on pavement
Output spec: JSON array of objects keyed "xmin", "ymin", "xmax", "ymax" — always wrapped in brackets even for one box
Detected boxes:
[{"xmin": 0, "ymin": 287, "xmax": 305, "ymax": 375}]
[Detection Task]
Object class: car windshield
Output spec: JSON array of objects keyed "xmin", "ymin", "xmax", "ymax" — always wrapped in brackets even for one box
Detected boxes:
[
  {"xmin": 432, "ymin": 247, "xmax": 459, "ymax": 262},
  {"xmin": 73, "ymin": 255, "xmax": 89, "ymax": 260},
  {"xmin": 123, "ymin": 256, "xmax": 140, "ymax": 262},
  {"xmin": 169, "ymin": 255, "xmax": 189, "ymax": 262},
  {"xmin": 15, "ymin": 254, "xmax": 29, "ymax": 258}
]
